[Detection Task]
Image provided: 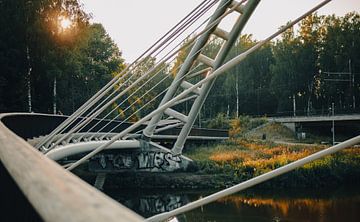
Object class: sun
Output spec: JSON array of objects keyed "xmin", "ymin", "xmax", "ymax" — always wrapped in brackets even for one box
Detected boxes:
[{"xmin": 59, "ymin": 17, "xmax": 72, "ymax": 30}]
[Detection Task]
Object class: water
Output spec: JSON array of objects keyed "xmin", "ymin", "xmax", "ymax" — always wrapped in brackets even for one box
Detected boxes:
[{"xmin": 105, "ymin": 185, "xmax": 360, "ymax": 222}]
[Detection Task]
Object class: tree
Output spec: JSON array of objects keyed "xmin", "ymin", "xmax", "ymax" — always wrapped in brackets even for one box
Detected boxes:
[
  {"xmin": 206, "ymin": 35, "xmax": 275, "ymax": 118},
  {"xmin": 113, "ymin": 56, "xmax": 171, "ymax": 121},
  {"xmin": 270, "ymin": 15, "xmax": 323, "ymax": 116},
  {"xmin": 0, "ymin": 0, "xmax": 28, "ymax": 112},
  {"xmin": 298, "ymin": 14, "xmax": 324, "ymax": 115},
  {"xmin": 25, "ymin": 0, "xmax": 90, "ymax": 113},
  {"xmin": 0, "ymin": 0, "xmax": 89, "ymax": 112},
  {"xmin": 318, "ymin": 12, "xmax": 360, "ymax": 112},
  {"xmin": 0, "ymin": 1, "xmax": 126, "ymax": 115},
  {"xmin": 57, "ymin": 23, "xmax": 125, "ymax": 114}
]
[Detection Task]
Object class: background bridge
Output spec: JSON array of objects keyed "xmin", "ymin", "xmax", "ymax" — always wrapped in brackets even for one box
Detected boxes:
[
  {"xmin": 271, "ymin": 114, "xmax": 360, "ymax": 141},
  {"xmin": 271, "ymin": 114, "xmax": 360, "ymax": 123}
]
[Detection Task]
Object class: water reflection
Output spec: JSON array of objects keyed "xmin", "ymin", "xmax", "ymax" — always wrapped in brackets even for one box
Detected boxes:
[
  {"xmin": 199, "ymin": 195, "xmax": 360, "ymax": 222},
  {"xmin": 105, "ymin": 190, "xmax": 190, "ymax": 218},
  {"xmin": 105, "ymin": 186, "xmax": 360, "ymax": 222}
]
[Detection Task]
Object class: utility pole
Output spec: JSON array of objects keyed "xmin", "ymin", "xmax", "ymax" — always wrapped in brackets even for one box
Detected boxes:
[
  {"xmin": 198, "ymin": 108, "xmax": 201, "ymax": 128},
  {"xmin": 293, "ymin": 94, "xmax": 296, "ymax": 117},
  {"xmin": 324, "ymin": 59, "xmax": 358, "ymax": 111},
  {"xmin": 349, "ymin": 59, "xmax": 355, "ymax": 109},
  {"xmin": 236, "ymin": 75, "xmax": 239, "ymax": 118},
  {"xmin": 227, "ymin": 104, "xmax": 230, "ymax": 118},
  {"xmin": 235, "ymin": 39, "xmax": 239, "ymax": 118},
  {"xmin": 332, "ymin": 102, "xmax": 335, "ymax": 145}
]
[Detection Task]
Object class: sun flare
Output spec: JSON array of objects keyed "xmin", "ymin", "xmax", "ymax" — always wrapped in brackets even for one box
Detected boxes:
[{"xmin": 59, "ymin": 17, "xmax": 72, "ymax": 30}]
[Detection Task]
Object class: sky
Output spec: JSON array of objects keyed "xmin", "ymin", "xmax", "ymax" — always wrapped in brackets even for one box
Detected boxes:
[{"xmin": 80, "ymin": 0, "xmax": 360, "ymax": 62}]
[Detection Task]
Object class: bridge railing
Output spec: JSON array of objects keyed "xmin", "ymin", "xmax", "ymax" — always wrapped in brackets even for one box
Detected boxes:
[
  {"xmin": 0, "ymin": 112, "xmax": 228, "ymax": 143},
  {"xmin": 263, "ymin": 108, "xmax": 360, "ymax": 118},
  {"xmin": 0, "ymin": 115, "xmax": 143, "ymax": 222}
]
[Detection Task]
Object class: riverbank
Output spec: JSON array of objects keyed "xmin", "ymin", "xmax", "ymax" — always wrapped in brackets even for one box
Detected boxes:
[
  {"xmin": 185, "ymin": 138, "xmax": 360, "ymax": 188},
  {"xmin": 92, "ymin": 138, "xmax": 360, "ymax": 190}
]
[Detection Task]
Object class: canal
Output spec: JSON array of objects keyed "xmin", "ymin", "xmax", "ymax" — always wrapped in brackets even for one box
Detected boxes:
[{"xmin": 105, "ymin": 185, "xmax": 360, "ymax": 222}]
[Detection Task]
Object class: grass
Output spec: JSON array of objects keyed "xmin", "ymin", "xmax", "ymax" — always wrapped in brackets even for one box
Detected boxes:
[
  {"xmin": 185, "ymin": 139, "xmax": 360, "ymax": 187},
  {"xmin": 245, "ymin": 122, "xmax": 296, "ymax": 141},
  {"xmin": 245, "ymin": 122, "xmax": 334, "ymax": 144}
]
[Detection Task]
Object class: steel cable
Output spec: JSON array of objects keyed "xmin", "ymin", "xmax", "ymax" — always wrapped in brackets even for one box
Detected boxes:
[
  {"xmin": 47, "ymin": 0, "xmax": 231, "ymax": 148},
  {"xmin": 37, "ymin": 0, "xmax": 216, "ymax": 149},
  {"xmin": 43, "ymin": 0, "xmax": 220, "ymax": 148}
]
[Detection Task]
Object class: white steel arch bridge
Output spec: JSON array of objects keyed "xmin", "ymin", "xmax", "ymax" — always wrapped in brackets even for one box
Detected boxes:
[{"xmin": 2, "ymin": 1, "xmax": 358, "ymax": 221}]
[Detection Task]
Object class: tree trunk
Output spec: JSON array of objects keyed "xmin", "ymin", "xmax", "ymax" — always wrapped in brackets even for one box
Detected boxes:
[
  {"xmin": 26, "ymin": 47, "xmax": 32, "ymax": 112},
  {"xmin": 53, "ymin": 77, "xmax": 57, "ymax": 114}
]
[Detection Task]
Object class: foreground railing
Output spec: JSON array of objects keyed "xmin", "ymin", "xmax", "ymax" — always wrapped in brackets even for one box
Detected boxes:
[{"xmin": 0, "ymin": 116, "xmax": 143, "ymax": 222}]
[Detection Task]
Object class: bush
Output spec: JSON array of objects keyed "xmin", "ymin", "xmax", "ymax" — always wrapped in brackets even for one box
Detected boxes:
[
  {"xmin": 205, "ymin": 113, "xmax": 230, "ymax": 129},
  {"xmin": 248, "ymin": 117, "xmax": 267, "ymax": 130},
  {"xmin": 191, "ymin": 139, "xmax": 360, "ymax": 187},
  {"xmin": 229, "ymin": 116, "xmax": 268, "ymax": 138}
]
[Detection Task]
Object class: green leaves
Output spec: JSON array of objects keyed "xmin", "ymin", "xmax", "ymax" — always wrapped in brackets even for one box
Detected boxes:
[{"xmin": 0, "ymin": 1, "xmax": 125, "ymax": 114}]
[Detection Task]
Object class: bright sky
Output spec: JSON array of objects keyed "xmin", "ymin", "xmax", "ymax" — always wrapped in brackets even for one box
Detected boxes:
[{"xmin": 80, "ymin": 0, "xmax": 359, "ymax": 62}]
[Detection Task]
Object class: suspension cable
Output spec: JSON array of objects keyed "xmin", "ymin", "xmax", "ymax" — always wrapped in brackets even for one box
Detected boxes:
[
  {"xmin": 67, "ymin": 29, "xmax": 219, "ymax": 145},
  {"xmin": 63, "ymin": 1, "xmax": 218, "ymax": 143},
  {"xmin": 45, "ymin": 0, "xmax": 217, "ymax": 145},
  {"xmin": 97, "ymin": 63, "xmax": 207, "ymax": 141},
  {"xmin": 36, "ymin": 0, "xmax": 218, "ymax": 149},
  {"xmin": 45, "ymin": 0, "xmax": 232, "ymax": 149},
  {"xmin": 65, "ymin": 0, "xmax": 331, "ymax": 171}
]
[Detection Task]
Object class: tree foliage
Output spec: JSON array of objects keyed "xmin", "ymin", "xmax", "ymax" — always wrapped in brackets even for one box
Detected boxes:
[
  {"xmin": 1, "ymin": 2, "xmax": 358, "ymax": 123},
  {"xmin": 0, "ymin": 0, "xmax": 124, "ymax": 114}
]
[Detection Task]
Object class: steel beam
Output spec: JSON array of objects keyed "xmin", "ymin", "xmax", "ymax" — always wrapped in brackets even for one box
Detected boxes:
[
  {"xmin": 66, "ymin": 0, "xmax": 331, "ymax": 171},
  {"xmin": 142, "ymin": 0, "xmax": 232, "ymax": 139},
  {"xmin": 172, "ymin": 0, "xmax": 261, "ymax": 155}
]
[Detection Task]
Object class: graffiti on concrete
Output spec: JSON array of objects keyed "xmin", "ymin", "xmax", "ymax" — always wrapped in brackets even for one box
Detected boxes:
[
  {"xmin": 113, "ymin": 154, "xmax": 134, "ymax": 169},
  {"xmin": 137, "ymin": 152, "xmax": 181, "ymax": 170},
  {"xmin": 90, "ymin": 150, "xmax": 184, "ymax": 172},
  {"xmin": 99, "ymin": 155, "xmax": 107, "ymax": 168}
]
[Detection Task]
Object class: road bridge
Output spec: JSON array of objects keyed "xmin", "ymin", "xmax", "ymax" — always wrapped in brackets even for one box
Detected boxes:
[
  {"xmin": 271, "ymin": 114, "xmax": 360, "ymax": 123},
  {"xmin": 270, "ymin": 114, "xmax": 360, "ymax": 140}
]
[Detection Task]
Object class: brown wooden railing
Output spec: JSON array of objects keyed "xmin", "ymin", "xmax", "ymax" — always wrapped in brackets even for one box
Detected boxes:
[{"xmin": 0, "ymin": 114, "xmax": 143, "ymax": 222}]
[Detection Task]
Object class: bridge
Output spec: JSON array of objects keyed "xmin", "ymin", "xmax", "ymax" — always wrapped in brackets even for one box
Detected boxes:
[
  {"xmin": 1, "ymin": 113, "xmax": 228, "ymax": 146},
  {"xmin": 2, "ymin": 0, "xmax": 358, "ymax": 222},
  {"xmin": 271, "ymin": 114, "xmax": 360, "ymax": 123},
  {"xmin": 28, "ymin": 0, "xmax": 268, "ymax": 172},
  {"xmin": 271, "ymin": 114, "xmax": 360, "ymax": 140}
]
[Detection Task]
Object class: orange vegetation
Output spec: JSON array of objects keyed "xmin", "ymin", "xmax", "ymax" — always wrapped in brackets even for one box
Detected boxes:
[{"xmin": 209, "ymin": 141, "xmax": 329, "ymax": 170}]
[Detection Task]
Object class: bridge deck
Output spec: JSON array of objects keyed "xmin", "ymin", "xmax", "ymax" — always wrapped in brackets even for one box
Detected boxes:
[{"xmin": 271, "ymin": 114, "xmax": 360, "ymax": 123}]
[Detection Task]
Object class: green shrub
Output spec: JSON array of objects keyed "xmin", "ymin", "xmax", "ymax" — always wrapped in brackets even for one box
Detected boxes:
[
  {"xmin": 229, "ymin": 116, "xmax": 268, "ymax": 138},
  {"xmin": 205, "ymin": 113, "xmax": 230, "ymax": 129}
]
